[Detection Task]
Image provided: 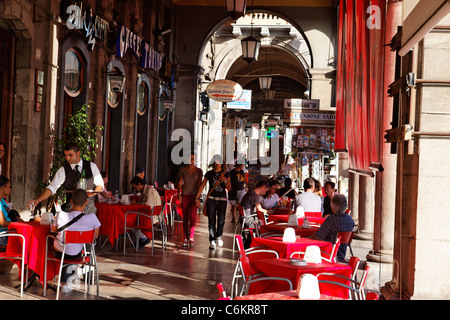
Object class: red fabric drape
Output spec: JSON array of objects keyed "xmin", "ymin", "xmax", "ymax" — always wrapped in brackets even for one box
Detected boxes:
[{"xmin": 334, "ymin": 0, "xmax": 386, "ymax": 172}]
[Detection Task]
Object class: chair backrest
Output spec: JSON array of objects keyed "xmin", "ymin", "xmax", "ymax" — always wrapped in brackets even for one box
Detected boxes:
[
  {"xmin": 256, "ymin": 211, "xmax": 267, "ymax": 226},
  {"xmin": 237, "ymin": 205, "xmax": 244, "ymax": 218},
  {"xmin": 152, "ymin": 205, "xmax": 162, "ymax": 216},
  {"xmin": 305, "ymin": 211, "xmax": 322, "ymax": 219},
  {"xmin": 234, "ymin": 235, "xmax": 252, "ymax": 280},
  {"xmin": 64, "ymin": 229, "xmax": 96, "ymax": 244},
  {"xmin": 337, "ymin": 231, "xmax": 353, "ymax": 245},
  {"xmin": 323, "ymin": 236, "xmax": 341, "ymax": 262},
  {"xmin": 348, "ymin": 256, "xmax": 360, "ymax": 279}
]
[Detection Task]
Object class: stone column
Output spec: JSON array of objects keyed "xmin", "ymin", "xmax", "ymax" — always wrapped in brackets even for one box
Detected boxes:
[
  {"xmin": 348, "ymin": 172, "xmax": 359, "ymax": 224},
  {"xmin": 354, "ymin": 175, "xmax": 374, "ymax": 240}
]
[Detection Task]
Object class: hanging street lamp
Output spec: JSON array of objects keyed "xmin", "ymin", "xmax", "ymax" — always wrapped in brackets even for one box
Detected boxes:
[
  {"xmin": 259, "ymin": 76, "xmax": 272, "ymax": 91},
  {"xmin": 225, "ymin": 0, "xmax": 247, "ymax": 20},
  {"xmin": 241, "ymin": 35, "xmax": 261, "ymax": 63}
]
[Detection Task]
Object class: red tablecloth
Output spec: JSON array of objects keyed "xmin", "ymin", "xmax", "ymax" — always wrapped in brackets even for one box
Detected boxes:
[
  {"xmin": 6, "ymin": 221, "xmax": 59, "ymax": 286},
  {"xmin": 250, "ymin": 236, "xmax": 333, "ymax": 259},
  {"xmin": 234, "ymin": 290, "xmax": 343, "ymax": 300},
  {"xmin": 267, "ymin": 214, "xmax": 325, "ymax": 225},
  {"xmin": 250, "ymin": 258, "xmax": 352, "ymax": 298},
  {"xmin": 260, "ymin": 223, "xmax": 319, "ymax": 238},
  {"xmin": 95, "ymin": 202, "xmax": 153, "ymax": 246}
]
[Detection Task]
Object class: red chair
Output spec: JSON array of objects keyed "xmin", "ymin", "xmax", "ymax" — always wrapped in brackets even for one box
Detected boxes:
[
  {"xmin": 289, "ymin": 235, "xmax": 342, "ymax": 262},
  {"xmin": 366, "ymin": 291, "xmax": 379, "ymax": 300},
  {"xmin": 0, "ymin": 232, "xmax": 27, "ymax": 297},
  {"xmin": 316, "ymin": 264, "xmax": 371, "ymax": 300},
  {"xmin": 304, "ymin": 211, "xmax": 322, "ymax": 219},
  {"xmin": 231, "ymin": 235, "xmax": 292, "ymax": 298},
  {"xmin": 216, "ymin": 283, "xmax": 230, "ymax": 300},
  {"xmin": 232, "ymin": 205, "xmax": 257, "ymax": 253},
  {"xmin": 44, "ymin": 229, "xmax": 98, "ymax": 300}
]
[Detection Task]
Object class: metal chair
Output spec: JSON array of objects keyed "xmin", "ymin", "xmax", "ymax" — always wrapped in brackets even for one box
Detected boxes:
[
  {"xmin": 316, "ymin": 264, "xmax": 371, "ymax": 300},
  {"xmin": 231, "ymin": 235, "xmax": 292, "ymax": 298},
  {"xmin": 0, "ymin": 232, "xmax": 27, "ymax": 297},
  {"xmin": 44, "ymin": 229, "xmax": 98, "ymax": 300},
  {"xmin": 232, "ymin": 205, "xmax": 258, "ymax": 253},
  {"xmin": 289, "ymin": 236, "xmax": 342, "ymax": 262},
  {"xmin": 123, "ymin": 205, "xmax": 166, "ymax": 256}
]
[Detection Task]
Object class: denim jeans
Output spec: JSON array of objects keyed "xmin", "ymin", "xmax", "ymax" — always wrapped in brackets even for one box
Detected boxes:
[{"xmin": 206, "ymin": 199, "xmax": 227, "ymax": 242}]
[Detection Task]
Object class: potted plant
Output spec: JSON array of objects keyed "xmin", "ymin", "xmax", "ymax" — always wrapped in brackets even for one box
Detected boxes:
[{"xmin": 39, "ymin": 101, "xmax": 103, "ymax": 211}]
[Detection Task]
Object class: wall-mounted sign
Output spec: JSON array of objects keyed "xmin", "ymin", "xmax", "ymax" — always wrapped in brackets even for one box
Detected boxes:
[
  {"xmin": 60, "ymin": 1, "xmax": 109, "ymax": 51},
  {"xmin": 116, "ymin": 25, "xmax": 162, "ymax": 71},
  {"xmin": 226, "ymin": 89, "xmax": 251, "ymax": 110},
  {"xmin": 284, "ymin": 111, "xmax": 335, "ymax": 125},
  {"xmin": 284, "ymin": 99, "xmax": 320, "ymax": 110},
  {"xmin": 206, "ymin": 80, "xmax": 243, "ymax": 102}
]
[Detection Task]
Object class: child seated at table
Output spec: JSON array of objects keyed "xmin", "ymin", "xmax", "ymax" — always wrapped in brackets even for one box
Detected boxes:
[{"xmin": 51, "ymin": 188, "xmax": 101, "ymax": 293}]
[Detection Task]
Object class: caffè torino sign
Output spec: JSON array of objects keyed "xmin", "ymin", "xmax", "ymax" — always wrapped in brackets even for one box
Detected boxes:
[{"xmin": 116, "ymin": 25, "xmax": 162, "ymax": 72}]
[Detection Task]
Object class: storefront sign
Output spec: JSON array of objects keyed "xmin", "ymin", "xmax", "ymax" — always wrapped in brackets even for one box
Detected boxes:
[
  {"xmin": 116, "ymin": 25, "xmax": 162, "ymax": 71},
  {"xmin": 60, "ymin": 1, "xmax": 109, "ymax": 51},
  {"xmin": 227, "ymin": 89, "xmax": 251, "ymax": 109},
  {"xmin": 285, "ymin": 112, "xmax": 335, "ymax": 124},
  {"xmin": 284, "ymin": 99, "xmax": 320, "ymax": 110},
  {"xmin": 206, "ymin": 80, "xmax": 243, "ymax": 102}
]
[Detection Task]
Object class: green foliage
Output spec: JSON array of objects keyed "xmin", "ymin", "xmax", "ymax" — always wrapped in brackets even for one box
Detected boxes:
[{"xmin": 41, "ymin": 102, "xmax": 103, "ymax": 193}]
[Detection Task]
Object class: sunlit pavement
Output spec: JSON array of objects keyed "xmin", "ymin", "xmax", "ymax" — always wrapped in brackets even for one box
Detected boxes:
[{"xmin": 0, "ymin": 207, "xmax": 391, "ymax": 301}]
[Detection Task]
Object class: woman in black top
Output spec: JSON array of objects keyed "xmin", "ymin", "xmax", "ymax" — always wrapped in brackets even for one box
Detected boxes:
[{"xmin": 195, "ymin": 156, "xmax": 231, "ymax": 249}]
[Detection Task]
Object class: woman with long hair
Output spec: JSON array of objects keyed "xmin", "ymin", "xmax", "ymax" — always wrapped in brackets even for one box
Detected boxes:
[{"xmin": 195, "ymin": 155, "xmax": 231, "ymax": 250}]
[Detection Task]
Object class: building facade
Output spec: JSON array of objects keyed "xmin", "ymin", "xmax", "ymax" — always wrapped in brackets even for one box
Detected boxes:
[{"xmin": 0, "ymin": 0, "xmax": 177, "ymax": 212}]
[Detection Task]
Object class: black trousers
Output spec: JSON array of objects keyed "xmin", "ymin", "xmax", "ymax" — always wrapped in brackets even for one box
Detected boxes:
[{"xmin": 206, "ymin": 199, "xmax": 227, "ymax": 242}]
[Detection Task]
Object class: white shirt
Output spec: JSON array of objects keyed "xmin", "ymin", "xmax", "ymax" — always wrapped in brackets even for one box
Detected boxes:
[
  {"xmin": 47, "ymin": 159, "xmax": 104, "ymax": 195},
  {"xmin": 54, "ymin": 210, "xmax": 101, "ymax": 256}
]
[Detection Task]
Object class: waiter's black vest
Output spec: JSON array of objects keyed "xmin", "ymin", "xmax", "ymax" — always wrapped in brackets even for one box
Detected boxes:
[{"xmin": 63, "ymin": 160, "xmax": 94, "ymax": 199}]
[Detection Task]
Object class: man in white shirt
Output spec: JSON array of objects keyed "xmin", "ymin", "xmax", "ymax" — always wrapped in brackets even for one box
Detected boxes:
[
  {"xmin": 292, "ymin": 178, "xmax": 322, "ymax": 214},
  {"xmin": 28, "ymin": 143, "xmax": 104, "ymax": 214}
]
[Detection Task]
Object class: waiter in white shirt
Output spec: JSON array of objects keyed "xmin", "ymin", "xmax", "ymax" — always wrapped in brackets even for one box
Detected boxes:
[{"xmin": 28, "ymin": 142, "xmax": 104, "ymax": 214}]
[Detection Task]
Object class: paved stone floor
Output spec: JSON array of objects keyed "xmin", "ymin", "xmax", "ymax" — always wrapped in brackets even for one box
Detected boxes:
[{"xmin": 0, "ymin": 207, "xmax": 392, "ymax": 301}]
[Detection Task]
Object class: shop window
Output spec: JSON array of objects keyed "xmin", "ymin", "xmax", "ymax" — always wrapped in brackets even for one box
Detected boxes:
[
  {"xmin": 137, "ymin": 80, "xmax": 149, "ymax": 115},
  {"xmin": 64, "ymin": 49, "xmax": 83, "ymax": 97}
]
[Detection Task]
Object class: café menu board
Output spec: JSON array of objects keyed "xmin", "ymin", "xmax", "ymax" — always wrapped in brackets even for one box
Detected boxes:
[{"xmin": 292, "ymin": 127, "xmax": 335, "ymax": 153}]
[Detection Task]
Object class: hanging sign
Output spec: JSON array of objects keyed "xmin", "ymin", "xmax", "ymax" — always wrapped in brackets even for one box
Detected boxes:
[
  {"xmin": 206, "ymin": 80, "xmax": 243, "ymax": 102},
  {"xmin": 116, "ymin": 25, "xmax": 162, "ymax": 71}
]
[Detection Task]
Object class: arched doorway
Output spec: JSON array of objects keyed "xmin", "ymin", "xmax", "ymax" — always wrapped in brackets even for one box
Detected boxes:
[
  {"xmin": 134, "ymin": 73, "xmax": 151, "ymax": 181},
  {"xmin": 103, "ymin": 60, "xmax": 126, "ymax": 194}
]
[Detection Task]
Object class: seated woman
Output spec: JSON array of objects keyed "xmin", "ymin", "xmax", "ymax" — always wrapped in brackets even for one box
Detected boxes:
[
  {"xmin": 0, "ymin": 175, "xmax": 23, "ymax": 246},
  {"xmin": 260, "ymin": 180, "xmax": 280, "ymax": 212}
]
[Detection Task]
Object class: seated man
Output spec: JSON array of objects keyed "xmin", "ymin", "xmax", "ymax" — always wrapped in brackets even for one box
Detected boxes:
[
  {"xmin": 322, "ymin": 181, "xmax": 336, "ymax": 218},
  {"xmin": 51, "ymin": 189, "xmax": 101, "ymax": 293},
  {"xmin": 239, "ymin": 180, "xmax": 270, "ymax": 228},
  {"xmin": 130, "ymin": 176, "xmax": 162, "ymax": 247},
  {"xmin": 313, "ymin": 193, "xmax": 355, "ymax": 262},
  {"xmin": 292, "ymin": 177, "xmax": 322, "ymax": 214}
]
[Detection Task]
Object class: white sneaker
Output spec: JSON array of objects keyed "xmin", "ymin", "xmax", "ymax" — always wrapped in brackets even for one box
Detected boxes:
[
  {"xmin": 62, "ymin": 284, "xmax": 73, "ymax": 293},
  {"xmin": 209, "ymin": 241, "xmax": 216, "ymax": 250},
  {"xmin": 217, "ymin": 238, "xmax": 224, "ymax": 247}
]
